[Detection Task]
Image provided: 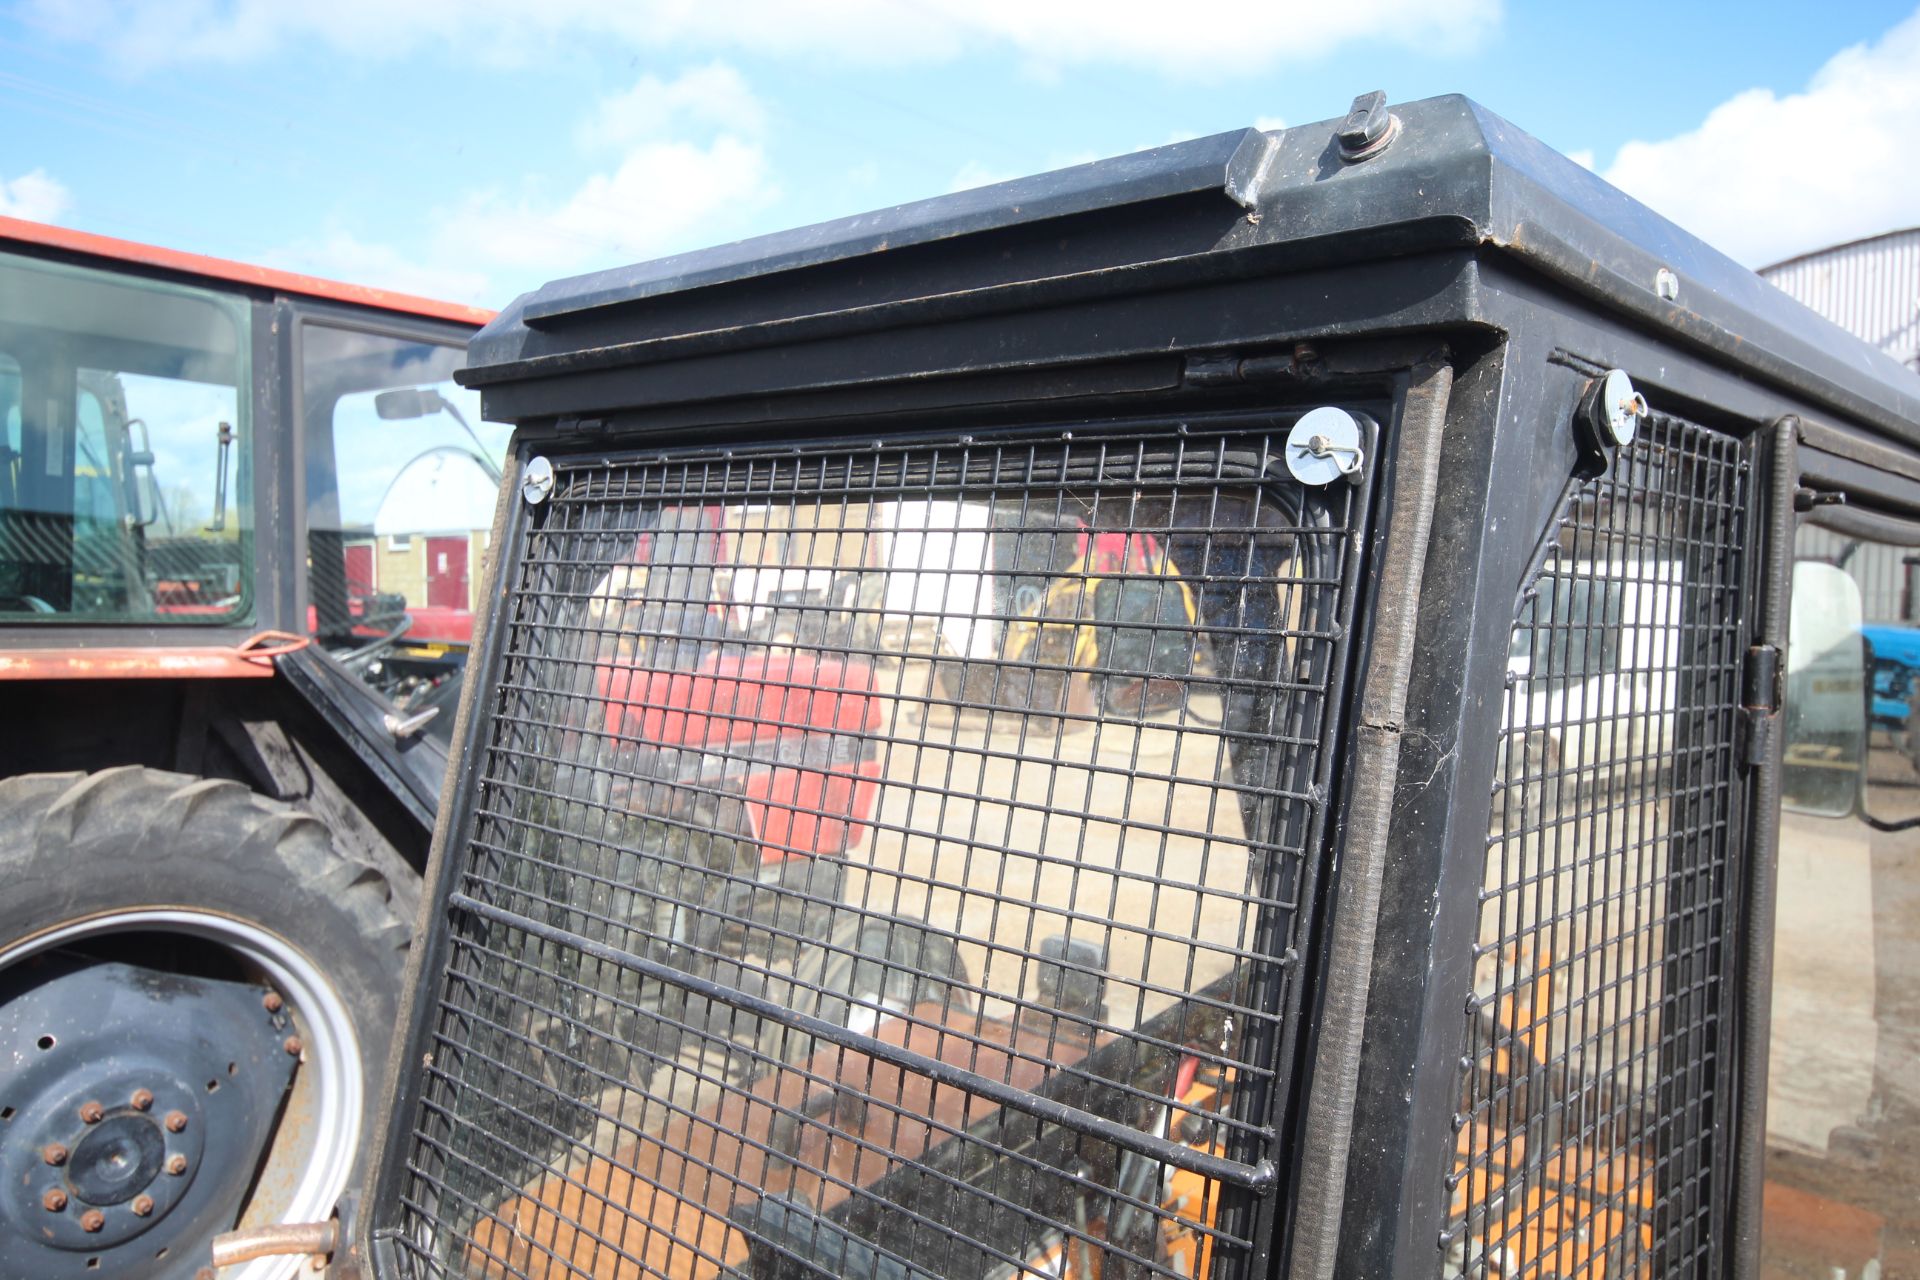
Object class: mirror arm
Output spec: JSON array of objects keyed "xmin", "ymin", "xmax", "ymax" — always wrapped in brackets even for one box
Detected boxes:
[
  {"xmin": 427, "ymin": 392, "xmax": 504, "ymax": 485},
  {"xmin": 205, "ymin": 420, "xmax": 231, "ymax": 532}
]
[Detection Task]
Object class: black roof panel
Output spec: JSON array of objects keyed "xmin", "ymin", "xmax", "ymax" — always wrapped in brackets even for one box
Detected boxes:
[{"xmin": 464, "ymin": 94, "xmax": 1920, "ymax": 439}]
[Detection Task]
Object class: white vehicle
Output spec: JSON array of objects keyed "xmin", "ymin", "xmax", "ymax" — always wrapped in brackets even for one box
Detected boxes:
[
  {"xmin": 1497, "ymin": 559, "xmax": 1682, "ymax": 819},
  {"xmin": 871, "ymin": 499, "xmax": 997, "ymax": 662}
]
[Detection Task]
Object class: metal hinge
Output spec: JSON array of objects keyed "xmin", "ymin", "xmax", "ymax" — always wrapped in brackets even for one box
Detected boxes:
[
  {"xmin": 1742, "ymin": 643, "xmax": 1781, "ymax": 713},
  {"xmin": 1741, "ymin": 643, "xmax": 1782, "ymax": 768}
]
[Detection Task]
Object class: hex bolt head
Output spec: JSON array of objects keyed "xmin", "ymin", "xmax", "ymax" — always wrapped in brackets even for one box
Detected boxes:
[
  {"xmin": 163, "ymin": 1110, "xmax": 188, "ymax": 1133},
  {"xmin": 130, "ymin": 1087, "xmax": 154, "ymax": 1111},
  {"xmin": 263, "ymin": 991, "xmax": 284, "ymax": 1013},
  {"xmin": 41, "ymin": 1143, "xmax": 68, "ymax": 1166},
  {"xmin": 42, "ymin": 1188, "xmax": 68, "ymax": 1213},
  {"xmin": 283, "ymin": 1035, "xmax": 304, "ymax": 1056},
  {"xmin": 78, "ymin": 1100, "xmax": 104, "ymax": 1124},
  {"xmin": 165, "ymin": 1154, "xmax": 189, "ymax": 1176},
  {"xmin": 80, "ymin": 1208, "xmax": 106, "ymax": 1233},
  {"xmin": 131, "ymin": 1194, "xmax": 155, "ymax": 1217}
]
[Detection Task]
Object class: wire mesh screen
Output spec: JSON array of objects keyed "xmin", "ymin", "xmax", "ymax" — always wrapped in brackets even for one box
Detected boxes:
[
  {"xmin": 387, "ymin": 426, "xmax": 1361, "ymax": 1280},
  {"xmin": 1441, "ymin": 414, "xmax": 1752, "ymax": 1278}
]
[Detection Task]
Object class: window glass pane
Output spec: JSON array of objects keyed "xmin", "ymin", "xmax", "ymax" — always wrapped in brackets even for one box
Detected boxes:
[
  {"xmin": 301, "ymin": 324, "xmax": 505, "ymax": 723},
  {"xmin": 1768, "ymin": 523, "xmax": 1920, "ymax": 1276},
  {"xmin": 388, "ymin": 436, "xmax": 1359, "ymax": 1279},
  {"xmin": 0, "ymin": 251, "xmax": 250, "ymax": 621}
]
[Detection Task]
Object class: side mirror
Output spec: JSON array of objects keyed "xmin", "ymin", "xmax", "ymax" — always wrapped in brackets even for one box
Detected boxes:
[
  {"xmin": 374, "ymin": 387, "xmax": 445, "ymax": 420},
  {"xmin": 1782, "ymin": 561, "xmax": 1867, "ymax": 817}
]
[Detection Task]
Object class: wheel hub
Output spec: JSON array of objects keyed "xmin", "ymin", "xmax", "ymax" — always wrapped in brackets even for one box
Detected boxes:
[
  {"xmin": 68, "ymin": 1113, "xmax": 167, "ymax": 1205},
  {"xmin": 0, "ymin": 954, "xmax": 298, "ymax": 1279}
]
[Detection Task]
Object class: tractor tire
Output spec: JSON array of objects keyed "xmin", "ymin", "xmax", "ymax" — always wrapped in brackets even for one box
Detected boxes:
[{"xmin": 0, "ymin": 767, "xmax": 411, "ymax": 1280}]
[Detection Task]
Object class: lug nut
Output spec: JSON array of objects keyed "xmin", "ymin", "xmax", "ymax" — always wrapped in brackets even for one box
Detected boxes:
[
  {"xmin": 131, "ymin": 1194, "xmax": 155, "ymax": 1217},
  {"xmin": 163, "ymin": 1110, "xmax": 188, "ymax": 1133},
  {"xmin": 78, "ymin": 1100, "xmax": 104, "ymax": 1124},
  {"xmin": 263, "ymin": 991, "xmax": 284, "ymax": 1013},
  {"xmin": 42, "ymin": 1188, "xmax": 68, "ymax": 1213},
  {"xmin": 130, "ymin": 1087, "xmax": 154, "ymax": 1111},
  {"xmin": 80, "ymin": 1208, "xmax": 105, "ymax": 1233},
  {"xmin": 41, "ymin": 1143, "xmax": 68, "ymax": 1166},
  {"xmin": 283, "ymin": 1035, "xmax": 303, "ymax": 1056},
  {"xmin": 165, "ymin": 1154, "xmax": 189, "ymax": 1176}
]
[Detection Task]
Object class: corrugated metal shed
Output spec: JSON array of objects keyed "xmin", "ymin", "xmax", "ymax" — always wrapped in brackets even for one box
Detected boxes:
[{"xmin": 1763, "ymin": 227, "xmax": 1920, "ymax": 372}]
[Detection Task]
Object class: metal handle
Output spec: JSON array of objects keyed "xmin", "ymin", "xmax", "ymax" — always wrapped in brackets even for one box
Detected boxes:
[{"xmin": 210, "ymin": 1220, "xmax": 337, "ymax": 1269}]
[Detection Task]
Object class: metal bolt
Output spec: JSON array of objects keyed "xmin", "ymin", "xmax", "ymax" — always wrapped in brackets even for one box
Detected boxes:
[
  {"xmin": 80, "ymin": 1208, "xmax": 105, "ymax": 1233},
  {"xmin": 1337, "ymin": 89, "xmax": 1401, "ymax": 162},
  {"xmin": 41, "ymin": 1143, "xmax": 68, "ymax": 1166},
  {"xmin": 283, "ymin": 1035, "xmax": 304, "ymax": 1056},
  {"xmin": 1585, "ymin": 368, "xmax": 1646, "ymax": 450},
  {"xmin": 263, "ymin": 991, "xmax": 284, "ymax": 1013},
  {"xmin": 131, "ymin": 1194, "xmax": 155, "ymax": 1217},
  {"xmin": 130, "ymin": 1087, "xmax": 154, "ymax": 1111},
  {"xmin": 1302, "ymin": 434, "xmax": 1361, "ymax": 460},
  {"xmin": 78, "ymin": 1100, "xmax": 104, "ymax": 1124},
  {"xmin": 165, "ymin": 1154, "xmax": 189, "ymax": 1176},
  {"xmin": 1285, "ymin": 406, "xmax": 1366, "ymax": 485},
  {"xmin": 164, "ymin": 1110, "xmax": 188, "ymax": 1133},
  {"xmin": 1655, "ymin": 266, "xmax": 1680, "ymax": 301},
  {"xmin": 42, "ymin": 1188, "xmax": 68, "ymax": 1213},
  {"xmin": 522, "ymin": 455, "xmax": 555, "ymax": 505}
]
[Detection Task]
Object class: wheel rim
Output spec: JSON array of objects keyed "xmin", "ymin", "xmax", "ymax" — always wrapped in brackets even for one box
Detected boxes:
[{"xmin": 0, "ymin": 909, "xmax": 362, "ymax": 1280}]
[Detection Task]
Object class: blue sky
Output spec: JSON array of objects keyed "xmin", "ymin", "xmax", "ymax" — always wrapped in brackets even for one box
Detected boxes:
[{"xmin": 4, "ymin": 1, "xmax": 1918, "ymax": 309}]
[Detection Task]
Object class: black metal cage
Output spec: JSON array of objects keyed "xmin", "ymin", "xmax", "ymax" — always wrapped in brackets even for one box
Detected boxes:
[
  {"xmin": 385, "ymin": 419, "xmax": 1368, "ymax": 1280},
  {"xmin": 1440, "ymin": 413, "xmax": 1753, "ymax": 1278}
]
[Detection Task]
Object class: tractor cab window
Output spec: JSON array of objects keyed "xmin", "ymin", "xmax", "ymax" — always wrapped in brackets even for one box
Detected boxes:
[
  {"xmin": 300, "ymin": 323, "xmax": 504, "ymax": 724},
  {"xmin": 392, "ymin": 434, "xmax": 1363, "ymax": 1280},
  {"xmin": 0, "ymin": 250, "xmax": 249, "ymax": 622},
  {"xmin": 1510, "ymin": 572, "xmax": 1629, "ymax": 675},
  {"xmin": 1769, "ymin": 525, "xmax": 1920, "ymax": 1275}
]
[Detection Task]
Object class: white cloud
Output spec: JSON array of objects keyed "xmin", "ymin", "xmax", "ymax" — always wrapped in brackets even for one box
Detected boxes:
[
  {"xmin": 949, "ymin": 144, "xmax": 1112, "ymax": 195},
  {"xmin": 1599, "ymin": 8, "xmax": 1920, "ymax": 267},
  {"xmin": 262, "ymin": 65, "xmax": 776, "ymax": 306},
  {"xmin": 258, "ymin": 228, "xmax": 491, "ymax": 305},
  {"xmin": 441, "ymin": 135, "xmax": 773, "ymax": 275},
  {"xmin": 0, "ymin": 168, "xmax": 73, "ymax": 223},
  {"xmin": 946, "ymin": 161, "xmax": 1020, "ymax": 194},
  {"xmin": 24, "ymin": 0, "xmax": 1500, "ymax": 75},
  {"xmin": 444, "ymin": 63, "xmax": 775, "ymax": 284},
  {"xmin": 578, "ymin": 61, "xmax": 766, "ymax": 151},
  {"xmin": 1254, "ymin": 116, "xmax": 1288, "ymax": 134}
]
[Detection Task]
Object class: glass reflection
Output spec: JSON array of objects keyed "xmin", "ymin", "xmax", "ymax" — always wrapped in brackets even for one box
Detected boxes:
[
  {"xmin": 1766, "ymin": 526, "xmax": 1920, "ymax": 1279},
  {"xmin": 441, "ymin": 464, "xmax": 1344, "ymax": 1280}
]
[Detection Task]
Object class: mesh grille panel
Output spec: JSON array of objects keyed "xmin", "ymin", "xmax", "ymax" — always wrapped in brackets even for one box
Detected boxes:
[
  {"xmin": 389, "ymin": 426, "xmax": 1362, "ymax": 1280},
  {"xmin": 1442, "ymin": 414, "xmax": 1751, "ymax": 1278}
]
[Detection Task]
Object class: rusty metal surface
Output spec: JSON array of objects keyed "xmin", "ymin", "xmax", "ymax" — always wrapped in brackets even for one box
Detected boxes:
[
  {"xmin": 0, "ymin": 954, "xmax": 297, "ymax": 1279},
  {"xmin": 210, "ymin": 1219, "xmax": 338, "ymax": 1267},
  {"xmin": 0, "ymin": 631, "xmax": 309, "ymax": 680}
]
